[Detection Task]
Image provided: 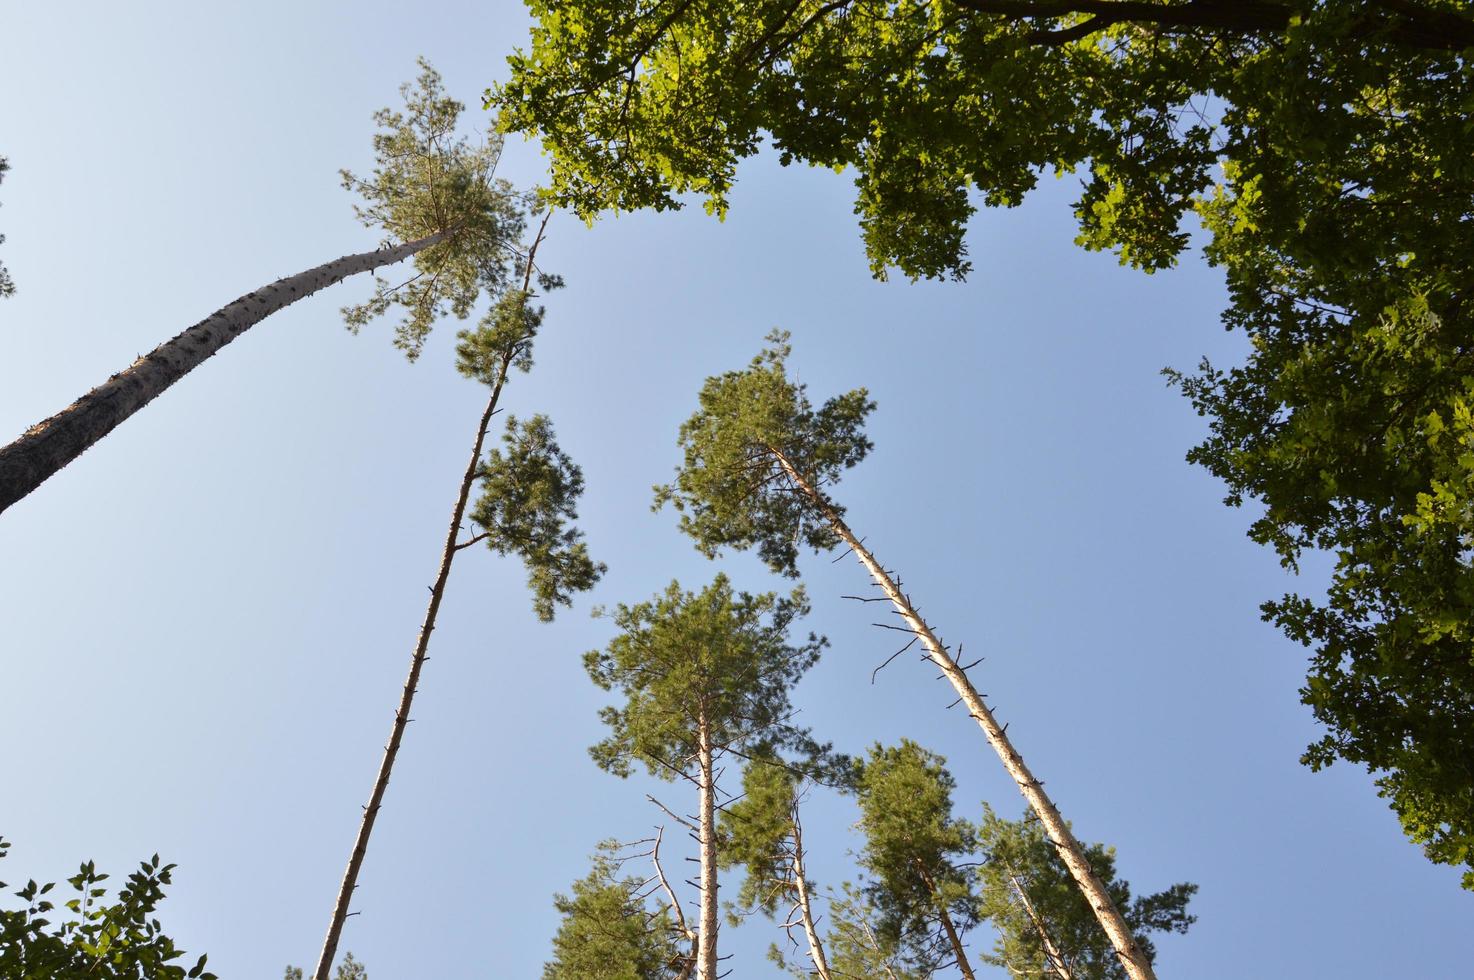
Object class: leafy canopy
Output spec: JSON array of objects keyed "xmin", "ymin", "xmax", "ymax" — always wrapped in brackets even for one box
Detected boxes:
[
  {"xmin": 342, "ymin": 58, "xmax": 532, "ymax": 360},
  {"xmin": 585, "ymin": 574, "xmax": 826, "ymax": 778},
  {"xmin": 470, "ymin": 413, "xmax": 606, "ymax": 621},
  {"xmin": 975, "ymin": 806, "xmax": 1195, "ymax": 980},
  {"xmin": 821, "ymin": 882, "xmax": 925, "ymax": 980},
  {"xmin": 500, "ymin": 0, "xmax": 1474, "ymax": 885},
  {"xmin": 852, "ymin": 741, "xmax": 980, "ymax": 974},
  {"xmin": 542, "ymin": 844, "xmax": 682, "ymax": 980},
  {"xmin": 655, "ymin": 331, "xmax": 874, "ymax": 577},
  {"xmin": 0, "ymin": 838, "xmax": 214, "ymax": 980},
  {"xmin": 494, "ymin": 0, "xmax": 1472, "ymax": 280}
]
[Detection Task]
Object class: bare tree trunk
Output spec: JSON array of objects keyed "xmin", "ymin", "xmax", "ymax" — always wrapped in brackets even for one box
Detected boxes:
[
  {"xmin": 790, "ymin": 809, "xmax": 833, "ymax": 980},
  {"xmin": 0, "ymin": 233, "xmax": 445, "ymax": 516},
  {"xmin": 311, "ymin": 356, "xmax": 508, "ymax": 980},
  {"xmin": 1011, "ymin": 873, "xmax": 1076, "ymax": 980},
  {"xmin": 768, "ymin": 446, "xmax": 1159, "ymax": 980},
  {"xmin": 695, "ymin": 703, "xmax": 720, "ymax": 980},
  {"xmin": 913, "ymin": 858, "xmax": 977, "ymax": 980},
  {"xmin": 311, "ymin": 214, "xmax": 551, "ymax": 980},
  {"xmin": 653, "ymin": 825, "xmax": 699, "ymax": 980}
]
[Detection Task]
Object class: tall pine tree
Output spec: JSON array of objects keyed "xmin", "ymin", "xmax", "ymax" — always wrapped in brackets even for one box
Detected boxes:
[
  {"xmin": 585, "ymin": 576, "xmax": 826, "ymax": 980},
  {"xmin": 656, "ymin": 332, "xmax": 1162, "ymax": 980}
]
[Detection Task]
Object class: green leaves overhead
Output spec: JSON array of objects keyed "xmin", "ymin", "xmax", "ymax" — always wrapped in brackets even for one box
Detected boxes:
[
  {"xmin": 342, "ymin": 58, "xmax": 533, "ymax": 360},
  {"xmin": 655, "ymin": 331, "xmax": 874, "ymax": 577},
  {"xmin": 975, "ymin": 806, "xmax": 1195, "ymax": 980},
  {"xmin": 0, "ymin": 838, "xmax": 216, "ymax": 980},
  {"xmin": 584, "ymin": 574, "xmax": 826, "ymax": 779},
  {"xmin": 718, "ymin": 752, "xmax": 802, "ymax": 918},
  {"xmin": 542, "ymin": 845, "xmax": 682, "ymax": 980},
  {"xmin": 470, "ymin": 413, "xmax": 606, "ymax": 622}
]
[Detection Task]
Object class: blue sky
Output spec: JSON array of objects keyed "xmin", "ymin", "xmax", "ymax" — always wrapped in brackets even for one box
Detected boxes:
[{"xmin": 1, "ymin": 2, "xmax": 1469, "ymax": 977}]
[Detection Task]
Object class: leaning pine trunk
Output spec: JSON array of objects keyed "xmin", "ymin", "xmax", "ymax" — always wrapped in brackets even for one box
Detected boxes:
[
  {"xmin": 789, "ymin": 810, "xmax": 833, "ymax": 980},
  {"xmin": 311, "ymin": 352, "xmax": 510, "ymax": 980},
  {"xmin": 0, "ymin": 232, "xmax": 444, "ymax": 515},
  {"xmin": 768, "ymin": 447, "xmax": 1159, "ymax": 980},
  {"xmin": 695, "ymin": 703, "xmax": 720, "ymax": 980},
  {"xmin": 914, "ymin": 859, "xmax": 977, "ymax": 980}
]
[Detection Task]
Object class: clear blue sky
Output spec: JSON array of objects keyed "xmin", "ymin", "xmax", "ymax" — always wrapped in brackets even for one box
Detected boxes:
[{"xmin": 1, "ymin": 3, "xmax": 1468, "ymax": 977}]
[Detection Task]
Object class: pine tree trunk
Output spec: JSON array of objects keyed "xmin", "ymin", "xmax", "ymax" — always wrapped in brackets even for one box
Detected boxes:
[
  {"xmin": 790, "ymin": 811, "xmax": 833, "ymax": 980},
  {"xmin": 1010, "ymin": 873, "xmax": 1076, "ymax": 980},
  {"xmin": 768, "ymin": 447, "xmax": 1159, "ymax": 980},
  {"xmin": 695, "ymin": 703, "xmax": 720, "ymax": 980},
  {"xmin": 913, "ymin": 858, "xmax": 977, "ymax": 980},
  {"xmin": 311, "ymin": 354, "xmax": 509, "ymax": 980},
  {"xmin": 0, "ymin": 232, "xmax": 444, "ymax": 515}
]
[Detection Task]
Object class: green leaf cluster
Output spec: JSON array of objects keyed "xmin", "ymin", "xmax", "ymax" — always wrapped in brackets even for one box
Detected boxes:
[
  {"xmin": 542, "ymin": 845, "xmax": 682, "ymax": 980},
  {"xmin": 717, "ymin": 752, "xmax": 802, "ymax": 918},
  {"xmin": 655, "ymin": 331, "xmax": 874, "ymax": 577},
  {"xmin": 0, "ymin": 838, "xmax": 215, "ymax": 979},
  {"xmin": 470, "ymin": 413, "xmax": 606, "ymax": 621},
  {"xmin": 342, "ymin": 58, "xmax": 534, "ymax": 360},
  {"xmin": 585, "ymin": 574, "xmax": 826, "ymax": 779},
  {"xmin": 975, "ymin": 806, "xmax": 1195, "ymax": 980}
]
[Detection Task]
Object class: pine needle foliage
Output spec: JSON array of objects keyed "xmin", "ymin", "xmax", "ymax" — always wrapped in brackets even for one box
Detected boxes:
[
  {"xmin": 654, "ymin": 331, "xmax": 874, "ymax": 577},
  {"xmin": 470, "ymin": 413, "xmax": 606, "ymax": 621},
  {"xmin": 340, "ymin": 58, "xmax": 531, "ymax": 360},
  {"xmin": 822, "ymin": 882, "xmax": 924, "ymax": 980},
  {"xmin": 585, "ymin": 574, "xmax": 827, "ymax": 779},
  {"xmin": 543, "ymin": 845, "xmax": 682, "ymax": 980},
  {"xmin": 853, "ymin": 741, "xmax": 981, "ymax": 975},
  {"xmin": 719, "ymin": 753, "xmax": 801, "ymax": 919},
  {"xmin": 975, "ymin": 806, "xmax": 1196, "ymax": 980}
]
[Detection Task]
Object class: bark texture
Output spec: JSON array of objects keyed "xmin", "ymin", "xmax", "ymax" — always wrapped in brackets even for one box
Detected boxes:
[
  {"xmin": 0, "ymin": 232, "xmax": 443, "ymax": 515},
  {"xmin": 769, "ymin": 447, "xmax": 1159, "ymax": 980},
  {"xmin": 695, "ymin": 704, "xmax": 720, "ymax": 980},
  {"xmin": 914, "ymin": 859, "xmax": 977, "ymax": 980},
  {"xmin": 311, "ymin": 354, "xmax": 509, "ymax": 980}
]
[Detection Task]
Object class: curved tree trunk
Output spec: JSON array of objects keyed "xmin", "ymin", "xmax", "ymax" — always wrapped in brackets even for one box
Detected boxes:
[
  {"xmin": 0, "ymin": 232, "xmax": 444, "ymax": 515},
  {"xmin": 311, "ymin": 354, "xmax": 509, "ymax": 980},
  {"xmin": 695, "ymin": 703, "xmax": 720, "ymax": 980},
  {"xmin": 768, "ymin": 446, "xmax": 1159, "ymax": 980}
]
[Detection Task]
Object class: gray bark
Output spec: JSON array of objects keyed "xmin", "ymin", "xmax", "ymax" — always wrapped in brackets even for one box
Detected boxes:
[
  {"xmin": 0, "ymin": 232, "xmax": 443, "ymax": 515},
  {"xmin": 769, "ymin": 446, "xmax": 1159, "ymax": 980},
  {"xmin": 790, "ymin": 810, "xmax": 833, "ymax": 980}
]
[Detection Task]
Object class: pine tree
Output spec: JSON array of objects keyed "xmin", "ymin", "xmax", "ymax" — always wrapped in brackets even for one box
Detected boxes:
[
  {"xmin": 543, "ymin": 843, "xmax": 683, "ymax": 980},
  {"xmin": 586, "ymin": 575, "xmax": 827, "ymax": 980},
  {"xmin": 976, "ymin": 806, "xmax": 1196, "ymax": 980},
  {"xmin": 656, "ymin": 332, "xmax": 1162, "ymax": 980},
  {"xmin": 311, "ymin": 216, "xmax": 603, "ymax": 980},
  {"xmin": 852, "ymin": 741, "xmax": 982, "ymax": 980},
  {"xmin": 0, "ymin": 60, "xmax": 526, "ymax": 514},
  {"xmin": 718, "ymin": 751, "xmax": 834, "ymax": 980}
]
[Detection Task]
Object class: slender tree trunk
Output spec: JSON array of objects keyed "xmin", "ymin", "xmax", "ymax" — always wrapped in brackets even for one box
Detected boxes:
[
  {"xmin": 913, "ymin": 858, "xmax": 977, "ymax": 980},
  {"xmin": 768, "ymin": 446, "xmax": 1159, "ymax": 980},
  {"xmin": 311, "ymin": 355, "xmax": 509, "ymax": 980},
  {"xmin": 1010, "ymin": 873, "xmax": 1076, "ymax": 980},
  {"xmin": 695, "ymin": 703, "xmax": 720, "ymax": 980},
  {"xmin": 789, "ymin": 810, "xmax": 833, "ymax": 980},
  {"xmin": 0, "ymin": 232, "xmax": 445, "ymax": 516}
]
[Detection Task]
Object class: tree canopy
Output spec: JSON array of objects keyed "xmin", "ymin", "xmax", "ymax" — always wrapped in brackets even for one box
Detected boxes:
[
  {"xmin": 654, "ymin": 331, "xmax": 873, "ymax": 577},
  {"xmin": 542, "ymin": 845, "xmax": 682, "ymax": 980},
  {"xmin": 498, "ymin": 1, "xmax": 1474, "ymax": 886},
  {"xmin": 585, "ymin": 574, "xmax": 826, "ymax": 778},
  {"xmin": 0, "ymin": 839, "xmax": 215, "ymax": 980}
]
